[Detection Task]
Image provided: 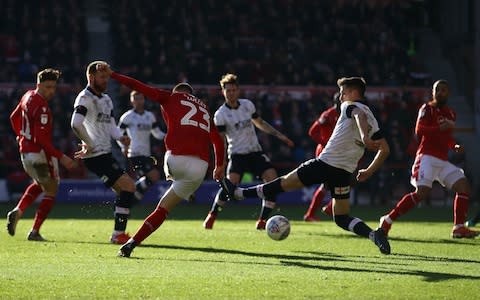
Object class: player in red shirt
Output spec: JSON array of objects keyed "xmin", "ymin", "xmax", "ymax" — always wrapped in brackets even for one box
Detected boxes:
[
  {"xmin": 303, "ymin": 93, "xmax": 340, "ymax": 221},
  {"xmin": 7, "ymin": 69, "xmax": 76, "ymax": 241},
  {"xmin": 379, "ymin": 80, "xmax": 478, "ymax": 238},
  {"xmin": 96, "ymin": 63, "xmax": 225, "ymax": 257}
]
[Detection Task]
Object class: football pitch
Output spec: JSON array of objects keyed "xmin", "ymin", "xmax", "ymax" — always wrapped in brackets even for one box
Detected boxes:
[{"xmin": 1, "ymin": 203, "xmax": 479, "ymax": 299}]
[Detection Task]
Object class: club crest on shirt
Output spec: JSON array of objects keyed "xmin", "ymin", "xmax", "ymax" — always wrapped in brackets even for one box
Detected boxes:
[{"xmin": 40, "ymin": 114, "xmax": 48, "ymax": 125}]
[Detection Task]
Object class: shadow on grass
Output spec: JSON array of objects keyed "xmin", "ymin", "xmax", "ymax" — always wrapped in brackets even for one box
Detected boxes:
[
  {"xmin": 317, "ymin": 232, "xmax": 480, "ymax": 246},
  {"xmin": 281, "ymin": 260, "xmax": 480, "ymax": 282},
  {"xmin": 135, "ymin": 244, "xmax": 480, "ymax": 282}
]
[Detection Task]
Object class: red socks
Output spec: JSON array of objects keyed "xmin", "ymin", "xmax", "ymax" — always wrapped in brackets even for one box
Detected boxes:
[
  {"xmin": 388, "ymin": 192, "xmax": 420, "ymax": 221},
  {"xmin": 17, "ymin": 183, "xmax": 43, "ymax": 212},
  {"xmin": 32, "ymin": 195, "xmax": 55, "ymax": 231},
  {"xmin": 454, "ymin": 192, "xmax": 469, "ymax": 225},
  {"xmin": 133, "ymin": 207, "xmax": 169, "ymax": 244}
]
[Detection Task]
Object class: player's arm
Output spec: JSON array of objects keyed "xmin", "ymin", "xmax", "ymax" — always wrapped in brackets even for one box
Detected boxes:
[
  {"xmin": 116, "ymin": 114, "xmax": 130, "ymax": 153},
  {"xmin": 110, "ymin": 115, "xmax": 130, "ymax": 147},
  {"xmin": 414, "ymin": 105, "xmax": 451, "ymax": 136},
  {"xmin": 251, "ymin": 115, "xmax": 294, "ymax": 147},
  {"xmin": 9, "ymin": 102, "xmax": 22, "ymax": 136},
  {"xmin": 71, "ymin": 102, "xmax": 95, "ymax": 148},
  {"xmin": 96, "ymin": 63, "xmax": 170, "ymax": 103},
  {"xmin": 351, "ymin": 106, "xmax": 379, "ymax": 151},
  {"xmin": 308, "ymin": 119, "xmax": 323, "ymax": 145},
  {"xmin": 357, "ymin": 134, "xmax": 390, "ymax": 182},
  {"xmin": 150, "ymin": 120, "xmax": 166, "ymax": 140},
  {"xmin": 209, "ymin": 124, "xmax": 226, "ymax": 180},
  {"xmin": 33, "ymin": 108, "xmax": 76, "ymax": 169}
]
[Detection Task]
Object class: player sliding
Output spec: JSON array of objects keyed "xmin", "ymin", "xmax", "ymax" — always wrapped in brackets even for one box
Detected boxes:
[{"xmin": 219, "ymin": 77, "xmax": 392, "ymax": 254}]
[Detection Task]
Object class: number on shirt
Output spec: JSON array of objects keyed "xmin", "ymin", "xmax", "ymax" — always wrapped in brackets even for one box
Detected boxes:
[
  {"xmin": 180, "ymin": 100, "xmax": 210, "ymax": 132},
  {"xmin": 20, "ymin": 111, "xmax": 32, "ymax": 140}
]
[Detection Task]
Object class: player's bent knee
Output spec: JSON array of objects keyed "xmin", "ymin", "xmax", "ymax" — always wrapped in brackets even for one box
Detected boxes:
[{"xmin": 334, "ymin": 214, "xmax": 352, "ymax": 231}]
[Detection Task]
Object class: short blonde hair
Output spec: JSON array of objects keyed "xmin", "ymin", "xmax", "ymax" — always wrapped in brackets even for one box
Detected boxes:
[
  {"xmin": 86, "ymin": 60, "xmax": 108, "ymax": 77},
  {"xmin": 219, "ymin": 73, "xmax": 238, "ymax": 89}
]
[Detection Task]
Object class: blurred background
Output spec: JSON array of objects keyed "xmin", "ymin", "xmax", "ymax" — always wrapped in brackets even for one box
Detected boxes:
[{"xmin": 0, "ymin": 0, "xmax": 478, "ymax": 207}]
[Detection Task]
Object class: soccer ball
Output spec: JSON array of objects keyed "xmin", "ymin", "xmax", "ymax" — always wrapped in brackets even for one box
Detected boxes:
[{"xmin": 266, "ymin": 215, "xmax": 290, "ymax": 241}]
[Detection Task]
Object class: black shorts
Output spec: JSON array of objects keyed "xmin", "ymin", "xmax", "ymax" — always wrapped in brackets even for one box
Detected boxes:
[
  {"xmin": 128, "ymin": 156, "xmax": 157, "ymax": 177},
  {"xmin": 83, "ymin": 153, "xmax": 125, "ymax": 188},
  {"xmin": 227, "ymin": 152, "xmax": 274, "ymax": 179},
  {"xmin": 297, "ymin": 158, "xmax": 352, "ymax": 199}
]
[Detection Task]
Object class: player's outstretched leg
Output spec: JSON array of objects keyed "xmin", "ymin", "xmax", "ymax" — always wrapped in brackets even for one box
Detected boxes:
[
  {"xmin": 372, "ymin": 228, "xmax": 391, "ymax": 255},
  {"xmin": 216, "ymin": 178, "xmax": 238, "ymax": 201}
]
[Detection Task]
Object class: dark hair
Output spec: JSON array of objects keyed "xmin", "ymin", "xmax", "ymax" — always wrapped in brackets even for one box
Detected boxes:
[
  {"xmin": 37, "ymin": 68, "xmax": 61, "ymax": 83},
  {"xmin": 173, "ymin": 82, "xmax": 193, "ymax": 94},
  {"xmin": 86, "ymin": 60, "xmax": 107, "ymax": 77},
  {"xmin": 337, "ymin": 77, "xmax": 366, "ymax": 97}
]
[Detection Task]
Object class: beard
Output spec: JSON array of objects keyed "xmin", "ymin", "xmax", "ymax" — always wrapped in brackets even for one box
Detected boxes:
[{"xmin": 93, "ymin": 78, "xmax": 107, "ymax": 93}]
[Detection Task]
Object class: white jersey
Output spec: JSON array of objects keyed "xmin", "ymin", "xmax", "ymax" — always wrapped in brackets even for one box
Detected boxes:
[
  {"xmin": 118, "ymin": 109, "xmax": 165, "ymax": 157},
  {"xmin": 214, "ymin": 99, "xmax": 262, "ymax": 157},
  {"xmin": 319, "ymin": 101, "xmax": 380, "ymax": 173},
  {"xmin": 73, "ymin": 87, "xmax": 115, "ymax": 158}
]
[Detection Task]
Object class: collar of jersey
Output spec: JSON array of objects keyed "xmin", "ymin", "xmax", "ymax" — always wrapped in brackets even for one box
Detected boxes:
[
  {"xmin": 225, "ymin": 102, "xmax": 241, "ymax": 110},
  {"xmin": 87, "ymin": 86, "xmax": 103, "ymax": 98}
]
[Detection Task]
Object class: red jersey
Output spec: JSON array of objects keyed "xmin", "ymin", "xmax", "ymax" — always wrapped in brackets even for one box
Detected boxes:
[
  {"xmin": 308, "ymin": 106, "xmax": 339, "ymax": 156},
  {"xmin": 111, "ymin": 72, "xmax": 225, "ymax": 167},
  {"xmin": 10, "ymin": 90, "xmax": 62, "ymax": 158},
  {"xmin": 415, "ymin": 101, "xmax": 456, "ymax": 160}
]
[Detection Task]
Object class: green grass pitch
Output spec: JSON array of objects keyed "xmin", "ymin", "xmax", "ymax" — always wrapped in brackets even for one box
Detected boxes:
[{"xmin": 1, "ymin": 203, "xmax": 479, "ymax": 299}]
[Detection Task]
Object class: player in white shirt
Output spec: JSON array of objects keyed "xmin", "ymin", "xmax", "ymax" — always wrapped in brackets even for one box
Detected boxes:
[
  {"xmin": 220, "ymin": 77, "xmax": 392, "ymax": 255},
  {"xmin": 118, "ymin": 90, "xmax": 165, "ymax": 200},
  {"xmin": 71, "ymin": 61, "xmax": 138, "ymax": 245},
  {"xmin": 203, "ymin": 73, "xmax": 294, "ymax": 230}
]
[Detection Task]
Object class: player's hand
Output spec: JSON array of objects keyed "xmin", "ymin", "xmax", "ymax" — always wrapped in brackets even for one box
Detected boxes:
[
  {"xmin": 118, "ymin": 136, "xmax": 131, "ymax": 147},
  {"xmin": 74, "ymin": 143, "xmax": 91, "ymax": 159},
  {"xmin": 213, "ymin": 165, "xmax": 225, "ymax": 181},
  {"xmin": 356, "ymin": 169, "xmax": 372, "ymax": 182},
  {"xmin": 439, "ymin": 119, "xmax": 455, "ymax": 130},
  {"xmin": 362, "ymin": 137, "xmax": 380, "ymax": 151},
  {"xmin": 96, "ymin": 62, "xmax": 113, "ymax": 76},
  {"xmin": 281, "ymin": 135, "xmax": 295, "ymax": 147},
  {"xmin": 60, "ymin": 155, "xmax": 78, "ymax": 170},
  {"xmin": 454, "ymin": 144, "xmax": 465, "ymax": 154}
]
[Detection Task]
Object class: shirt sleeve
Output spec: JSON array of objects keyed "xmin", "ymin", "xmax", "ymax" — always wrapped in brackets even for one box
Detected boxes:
[
  {"xmin": 10, "ymin": 102, "xmax": 22, "ymax": 136},
  {"xmin": 415, "ymin": 105, "xmax": 439, "ymax": 136},
  {"xmin": 111, "ymin": 72, "xmax": 170, "ymax": 104},
  {"xmin": 209, "ymin": 124, "xmax": 225, "ymax": 169},
  {"xmin": 32, "ymin": 106, "xmax": 63, "ymax": 159}
]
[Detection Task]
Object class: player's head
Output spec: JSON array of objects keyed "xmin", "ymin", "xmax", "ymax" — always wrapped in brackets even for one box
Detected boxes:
[
  {"xmin": 172, "ymin": 82, "xmax": 194, "ymax": 94},
  {"xmin": 130, "ymin": 90, "xmax": 145, "ymax": 111},
  {"xmin": 220, "ymin": 73, "xmax": 240, "ymax": 103},
  {"xmin": 36, "ymin": 68, "xmax": 61, "ymax": 101},
  {"xmin": 432, "ymin": 80, "xmax": 449, "ymax": 106},
  {"xmin": 86, "ymin": 60, "xmax": 109, "ymax": 93},
  {"xmin": 337, "ymin": 77, "xmax": 366, "ymax": 102}
]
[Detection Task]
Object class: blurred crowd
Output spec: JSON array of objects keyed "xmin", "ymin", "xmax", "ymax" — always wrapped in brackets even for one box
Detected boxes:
[
  {"xmin": 1, "ymin": 0, "xmax": 434, "ymax": 203},
  {"xmin": 107, "ymin": 0, "xmax": 429, "ymax": 86}
]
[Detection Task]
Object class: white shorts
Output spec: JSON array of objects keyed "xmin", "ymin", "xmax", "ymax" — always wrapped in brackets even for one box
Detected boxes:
[
  {"xmin": 410, "ymin": 154, "xmax": 465, "ymax": 189},
  {"xmin": 21, "ymin": 150, "xmax": 59, "ymax": 184},
  {"xmin": 163, "ymin": 151, "xmax": 208, "ymax": 200}
]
